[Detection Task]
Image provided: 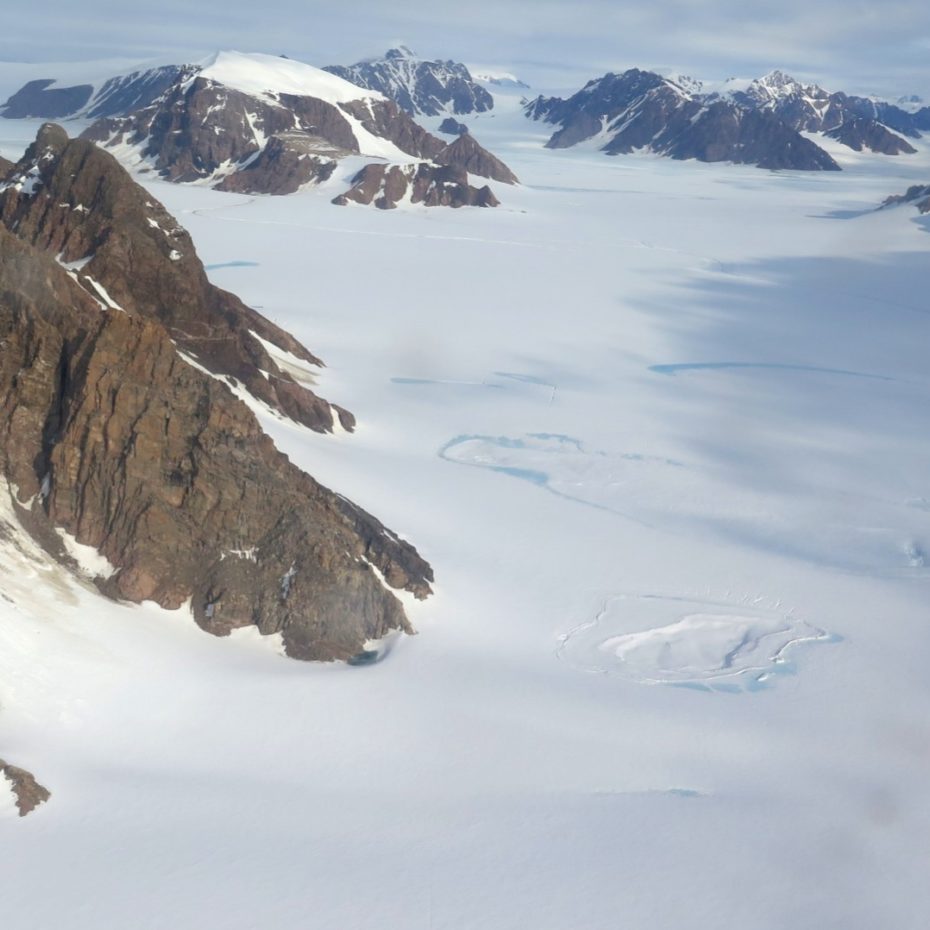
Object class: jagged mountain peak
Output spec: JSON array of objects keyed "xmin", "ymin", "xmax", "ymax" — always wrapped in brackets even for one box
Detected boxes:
[
  {"xmin": 384, "ymin": 45, "xmax": 417, "ymax": 61},
  {"xmin": 525, "ymin": 69, "xmax": 840, "ymax": 171},
  {"xmin": 0, "ymin": 123, "xmax": 353, "ymax": 431},
  {"xmin": 749, "ymin": 69, "xmax": 826, "ymax": 100},
  {"xmin": 324, "ymin": 49, "xmax": 493, "ymax": 116}
]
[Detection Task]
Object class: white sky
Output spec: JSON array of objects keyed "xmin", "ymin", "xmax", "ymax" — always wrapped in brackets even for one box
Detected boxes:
[{"xmin": 3, "ymin": 0, "xmax": 929, "ymax": 98}]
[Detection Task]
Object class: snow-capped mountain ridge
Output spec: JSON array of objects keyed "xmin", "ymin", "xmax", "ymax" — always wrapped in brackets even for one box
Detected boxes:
[
  {"xmin": 196, "ymin": 51, "xmax": 388, "ymax": 106},
  {"xmin": 324, "ymin": 48, "xmax": 493, "ymax": 116},
  {"xmin": 525, "ymin": 68, "xmax": 840, "ymax": 170},
  {"xmin": 527, "ymin": 65, "xmax": 928, "ymax": 166},
  {"xmin": 73, "ymin": 51, "xmax": 517, "ymax": 203}
]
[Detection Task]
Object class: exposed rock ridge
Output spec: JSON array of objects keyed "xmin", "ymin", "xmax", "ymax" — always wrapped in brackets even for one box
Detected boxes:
[
  {"xmin": 434, "ymin": 133, "xmax": 518, "ymax": 184},
  {"xmin": 526, "ymin": 70, "xmax": 840, "ymax": 170},
  {"xmin": 82, "ymin": 76, "xmax": 516, "ymax": 195},
  {"xmin": 0, "ymin": 760, "xmax": 50, "ymax": 816},
  {"xmin": 0, "ymin": 218, "xmax": 434, "ymax": 661},
  {"xmin": 825, "ymin": 117, "xmax": 917, "ymax": 155},
  {"xmin": 723, "ymin": 70, "xmax": 930, "ymax": 143},
  {"xmin": 0, "ymin": 124, "xmax": 351, "ymax": 433},
  {"xmin": 882, "ymin": 183, "xmax": 930, "ymax": 213},
  {"xmin": 333, "ymin": 163, "xmax": 499, "ymax": 209},
  {"xmin": 324, "ymin": 47, "xmax": 494, "ymax": 116},
  {"xmin": 1, "ymin": 65, "xmax": 196, "ymax": 120}
]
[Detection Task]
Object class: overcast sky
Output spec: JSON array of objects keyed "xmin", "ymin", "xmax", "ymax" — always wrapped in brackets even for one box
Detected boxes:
[{"xmin": 2, "ymin": 1, "xmax": 929, "ymax": 98}]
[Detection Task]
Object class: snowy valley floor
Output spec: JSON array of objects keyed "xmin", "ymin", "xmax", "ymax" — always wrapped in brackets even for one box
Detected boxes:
[{"xmin": 2, "ymin": 104, "xmax": 930, "ymax": 928}]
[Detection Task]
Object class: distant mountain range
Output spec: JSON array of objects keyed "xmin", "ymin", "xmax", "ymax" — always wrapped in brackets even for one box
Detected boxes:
[
  {"xmin": 0, "ymin": 52, "xmax": 517, "ymax": 205},
  {"xmin": 525, "ymin": 68, "xmax": 929, "ymax": 170},
  {"xmin": 3, "ymin": 53, "xmax": 926, "ymax": 178},
  {"xmin": 324, "ymin": 47, "xmax": 494, "ymax": 117}
]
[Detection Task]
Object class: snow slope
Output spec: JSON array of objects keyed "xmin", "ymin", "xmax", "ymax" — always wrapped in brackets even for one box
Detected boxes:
[
  {"xmin": 198, "ymin": 50, "xmax": 387, "ymax": 105},
  {"xmin": 2, "ymin": 96, "xmax": 930, "ymax": 929}
]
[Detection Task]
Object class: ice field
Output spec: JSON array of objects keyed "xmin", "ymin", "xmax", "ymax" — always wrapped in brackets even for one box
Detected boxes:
[{"xmin": 2, "ymin": 88, "xmax": 930, "ymax": 929}]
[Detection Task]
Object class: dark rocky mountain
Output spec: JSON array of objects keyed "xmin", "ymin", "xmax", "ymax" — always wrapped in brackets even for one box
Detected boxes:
[
  {"xmin": 2, "ymin": 79, "xmax": 93, "ymax": 118},
  {"xmin": 525, "ymin": 70, "xmax": 840, "ymax": 170},
  {"xmin": 0, "ymin": 124, "xmax": 349, "ymax": 432},
  {"xmin": 79, "ymin": 52, "xmax": 515, "ymax": 197},
  {"xmin": 439, "ymin": 117, "xmax": 469, "ymax": 135},
  {"xmin": 0, "ymin": 760, "xmax": 50, "ymax": 816},
  {"xmin": 0, "ymin": 124, "xmax": 434, "ymax": 664},
  {"xmin": 882, "ymin": 183, "xmax": 930, "ymax": 213},
  {"xmin": 825, "ymin": 117, "xmax": 916, "ymax": 155},
  {"xmin": 721, "ymin": 70, "xmax": 927, "ymax": 151},
  {"xmin": 1, "ymin": 65, "xmax": 194, "ymax": 120},
  {"xmin": 324, "ymin": 47, "xmax": 493, "ymax": 117},
  {"xmin": 0, "ymin": 155, "xmax": 12, "ymax": 178},
  {"xmin": 333, "ymin": 163, "xmax": 499, "ymax": 209}
]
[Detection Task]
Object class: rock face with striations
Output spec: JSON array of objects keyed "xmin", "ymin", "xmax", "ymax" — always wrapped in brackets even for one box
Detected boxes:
[
  {"xmin": 722, "ymin": 70, "xmax": 929, "ymax": 148},
  {"xmin": 333, "ymin": 163, "xmax": 499, "ymax": 209},
  {"xmin": 1, "ymin": 123, "xmax": 351, "ymax": 433},
  {"xmin": 0, "ymin": 760, "xmax": 50, "ymax": 816},
  {"xmin": 324, "ymin": 47, "xmax": 493, "ymax": 117},
  {"xmin": 0, "ymin": 125, "xmax": 434, "ymax": 661},
  {"xmin": 825, "ymin": 117, "xmax": 917, "ymax": 155},
  {"xmin": 433, "ymin": 133, "xmax": 518, "ymax": 184},
  {"xmin": 526, "ymin": 70, "xmax": 840, "ymax": 170}
]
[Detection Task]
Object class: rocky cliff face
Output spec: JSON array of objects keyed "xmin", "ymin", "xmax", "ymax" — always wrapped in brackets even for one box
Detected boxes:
[
  {"xmin": 527, "ymin": 70, "xmax": 839, "ymax": 170},
  {"xmin": 825, "ymin": 117, "xmax": 917, "ymax": 155},
  {"xmin": 0, "ymin": 155, "xmax": 12, "ymax": 178},
  {"xmin": 0, "ymin": 131, "xmax": 434, "ymax": 661},
  {"xmin": 333, "ymin": 163, "xmax": 499, "ymax": 209},
  {"xmin": 0, "ymin": 124, "xmax": 350, "ymax": 433},
  {"xmin": 434, "ymin": 133, "xmax": 518, "ymax": 184},
  {"xmin": 324, "ymin": 47, "xmax": 494, "ymax": 116},
  {"xmin": 0, "ymin": 760, "xmax": 50, "ymax": 816},
  {"xmin": 82, "ymin": 77, "xmax": 360, "ymax": 186}
]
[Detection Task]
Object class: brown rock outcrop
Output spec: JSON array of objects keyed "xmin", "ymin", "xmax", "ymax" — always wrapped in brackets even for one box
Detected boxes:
[
  {"xmin": 435, "ymin": 133, "xmax": 518, "ymax": 184},
  {"xmin": 1, "ymin": 124, "xmax": 351, "ymax": 433},
  {"xmin": 0, "ymin": 218, "xmax": 433, "ymax": 660},
  {"xmin": 0, "ymin": 155, "xmax": 13, "ymax": 179},
  {"xmin": 0, "ymin": 760, "xmax": 50, "ymax": 816},
  {"xmin": 215, "ymin": 134, "xmax": 342, "ymax": 195},
  {"xmin": 333, "ymin": 163, "xmax": 499, "ymax": 209},
  {"xmin": 82, "ymin": 74, "xmax": 518, "ymax": 194}
]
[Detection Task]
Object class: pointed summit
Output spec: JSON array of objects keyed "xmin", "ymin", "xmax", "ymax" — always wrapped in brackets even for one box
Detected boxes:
[{"xmin": 325, "ymin": 49, "xmax": 493, "ymax": 116}]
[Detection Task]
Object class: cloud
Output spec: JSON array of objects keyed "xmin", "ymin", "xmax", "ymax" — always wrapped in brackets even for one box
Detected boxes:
[{"xmin": 2, "ymin": 1, "xmax": 928, "ymax": 98}]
